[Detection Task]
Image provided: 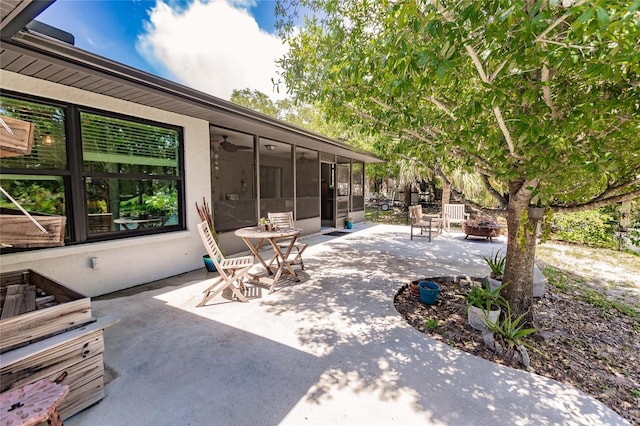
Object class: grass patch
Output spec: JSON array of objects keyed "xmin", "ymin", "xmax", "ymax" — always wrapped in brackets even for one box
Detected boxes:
[
  {"xmin": 424, "ymin": 318, "xmax": 439, "ymax": 331},
  {"xmin": 581, "ymin": 289, "xmax": 640, "ymax": 322},
  {"xmin": 365, "ymin": 207, "xmax": 408, "ymax": 225},
  {"xmin": 542, "ymin": 266, "xmax": 570, "ymax": 292}
]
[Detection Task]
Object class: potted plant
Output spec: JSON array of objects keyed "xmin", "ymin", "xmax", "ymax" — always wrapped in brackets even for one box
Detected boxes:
[
  {"xmin": 344, "ymin": 217, "xmax": 353, "ymax": 229},
  {"xmin": 418, "ymin": 280, "xmax": 440, "ymax": 305},
  {"xmin": 259, "ymin": 217, "xmax": 273, "ymax": 231},
  {"xmin": 195, "ymin": 197, "xmax": 219, "ymax": 272},
  {"xmin": 464, "ymin": 281, "xmax": 507, "ymax": 331},
  {"xmin": 480, "ymin": 249, "xmax": 505, "ymax": 291}
]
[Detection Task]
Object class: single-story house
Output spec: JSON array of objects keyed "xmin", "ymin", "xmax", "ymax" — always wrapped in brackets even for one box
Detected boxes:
[{"xmin": 0, "ymin": 1, "xmax": 382, "ymax": 296}]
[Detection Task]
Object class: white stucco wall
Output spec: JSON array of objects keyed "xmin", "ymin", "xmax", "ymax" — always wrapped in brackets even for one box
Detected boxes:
[{"xmin": 0, "ymin": 70, "xmax": 210, "ymax": 297}]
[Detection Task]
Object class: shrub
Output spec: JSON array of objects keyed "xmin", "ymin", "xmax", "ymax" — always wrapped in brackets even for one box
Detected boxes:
[{"xmin": 549, "ymin": 209, "xmax": 617, "ymax": 249}]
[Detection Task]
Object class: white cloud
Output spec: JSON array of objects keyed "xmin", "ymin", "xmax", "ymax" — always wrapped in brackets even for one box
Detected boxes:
[{"xmin": 137, "ymin": 0, "xmax": 287, "ymax": 101}]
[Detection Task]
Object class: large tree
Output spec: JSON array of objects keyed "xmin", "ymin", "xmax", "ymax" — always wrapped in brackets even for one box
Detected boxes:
[{"xmin": 276, "ymin": 0, "xmax": 640, "ymax": 323}]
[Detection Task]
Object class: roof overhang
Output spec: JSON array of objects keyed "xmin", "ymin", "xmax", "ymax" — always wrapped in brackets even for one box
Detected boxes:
[{"xmin": 0, "ymin": 3, "xmax": 383, "ymax": 163}]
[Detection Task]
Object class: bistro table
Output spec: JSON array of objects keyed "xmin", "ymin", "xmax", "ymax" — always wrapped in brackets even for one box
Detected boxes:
[{"xmin": 234, "ymin": 226, "xmax": 301, "ymax": 294}]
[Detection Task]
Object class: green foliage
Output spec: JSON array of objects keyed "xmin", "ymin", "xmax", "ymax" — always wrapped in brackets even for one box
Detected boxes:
[
  {"xmin": 145, "ymin": 191, "xmax": 178, "ymax": 217},
  {"xmin": 464, "ymin": 282, "xmax": 508, "ymax": 312},
  {"xmin": 480, "ymin": 249, "xmax": 506, "ymax": 279},
  {"xmin": 275, "ymin": 0, "xmax": 640, "ymax": 319},
  {"xmin": 230, "ymin": 88, "xmax": 279, "ymax": 117},
  {"xmin": 424, "ymin": 318, "xmax": 439, "ymax": 331},
  {"xmin": 486, "ymin": 304, "xmax": 538, "ymax": 351},
  {"xmin": 0, "ymin": 180, "xmax": 65, "ymax": 215},
  {"xmin": 549, "ymin": 209, "xmax": 617, "ymax": 249},
  {"xmin": 120, "ymin": 191, "xmax": 177, "ymax": 218}
]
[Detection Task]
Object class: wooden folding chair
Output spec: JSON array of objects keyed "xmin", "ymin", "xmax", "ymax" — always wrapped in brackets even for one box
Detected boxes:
[
  {"xmin": 409, "ymin": 205, "xmax": 441, "ymax": 242},
  {"xmin": 267, "ymin": 211, "xmax": 308, "ymax": 270},
  {"xmin": 196, "ymin": 221, "xmax": 254, "ymax": 306}
]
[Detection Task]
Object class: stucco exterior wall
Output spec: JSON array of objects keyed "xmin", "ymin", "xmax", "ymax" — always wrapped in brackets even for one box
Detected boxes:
[{"xmin": 0, "ymin": 70, "xmax": 210, "ymax": 297}]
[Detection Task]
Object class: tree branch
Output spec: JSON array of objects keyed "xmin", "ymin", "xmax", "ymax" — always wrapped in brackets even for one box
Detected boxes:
[
  {"xmin": 345, "ymin": 103, "xmax": 437, "ymax": 144},
  {"xmin": 425, "ymin": 96, "xmax": 457, "ymax": 120},
  {"xmin": 554, "ymin": 189, "xmax": 640, "ymax": 213},
  {"xmin": 464, "ymin": 45, "xmax": 490, "ymax": 83},
  {"xmin": 435, "ymin": 3, "xmax": 520, "ymax": 159},
  {"xmin": 541, "ymin": 64, "xmax": 558, "ymax": 118},
  {"xmin": 513, "ymin": 178, "xmax": 540, "ymax": 206},
  {"xmin": 481, "ymin": 174, "xmax": 508, "ymax": 208},
  {"xmin": 492, "ymin": 106, "xmax": 518, "ymax": 157},
  {"xmin": 489, "ymin": 59, "xmax": 509, "ymax": 83},
  {"xmin": 591, "ymin": 175, "xmax": 640, "ymax": 203},
  {"xmin": 449, "ymin": 147, "xmax": 496, "ymax": 177},
  {"xmin": 534, "ymin": 0, "xmax": 586, "ymax": 44}
]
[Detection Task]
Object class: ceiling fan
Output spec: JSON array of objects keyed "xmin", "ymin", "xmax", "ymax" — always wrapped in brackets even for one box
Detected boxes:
[{"xmin": 217, "ymin": 135, "xmax": 251, "ymax": 153}]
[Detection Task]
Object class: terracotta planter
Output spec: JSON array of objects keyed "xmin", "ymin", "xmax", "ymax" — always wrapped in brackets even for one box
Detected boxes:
[{"xmin": 409, "ymin": 281, "xmax": 420, "ymax": 296}]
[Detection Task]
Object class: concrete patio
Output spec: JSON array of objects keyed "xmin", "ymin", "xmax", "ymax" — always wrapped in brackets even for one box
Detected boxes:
[{"xmin": 66, "ymin": 224, "xmax": 627, "ymax": 425}]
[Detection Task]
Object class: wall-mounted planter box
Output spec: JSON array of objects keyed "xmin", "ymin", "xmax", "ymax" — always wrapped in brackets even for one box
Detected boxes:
[
  {"xmin": 0, "ymin": 115, "xmax": 34, "ymax": 157},
  {"xmin": 0, "ymin": 208, "xmax": 66, "ymax": 248}
]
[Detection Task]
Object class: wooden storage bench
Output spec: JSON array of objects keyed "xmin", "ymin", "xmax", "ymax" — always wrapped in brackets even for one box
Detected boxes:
[
  {"xmin": 0, "ymin": 270, "xmax": 117, "ymax": 420},
  {"xmin": 0, "ymin": 270, "xmax": 91, "ymax": 353},
  {"xmin": 1, "ymin": 317, "xmax": 117, "ymax": 420}
]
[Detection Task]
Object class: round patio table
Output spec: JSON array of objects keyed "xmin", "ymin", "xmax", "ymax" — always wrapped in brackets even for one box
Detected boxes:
[{"xmin": 234, "ymin": 226, "xmax": 301, "ymax": 293}]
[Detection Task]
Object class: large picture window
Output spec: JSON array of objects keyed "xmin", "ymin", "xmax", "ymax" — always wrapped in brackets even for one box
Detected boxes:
[
  {"xmin": 80, "ymin": 112, "xmax": 181, "ymax": 234},
  {"xmin": 0, "ymin": 93, "xmax": 184, "ymax": 251}
]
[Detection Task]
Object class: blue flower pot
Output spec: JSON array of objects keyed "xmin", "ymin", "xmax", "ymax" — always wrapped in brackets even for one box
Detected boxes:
[
  {"xmin": 203, "ymin": 255, "xmax": 217, "ymax": 272},
  {"xmin": 418, "ymin": 281, "xmax": 440, "ymax": 305},
  {"xmin": 345, "ymin": 221, "xmax": 353, "ymax": 229}
]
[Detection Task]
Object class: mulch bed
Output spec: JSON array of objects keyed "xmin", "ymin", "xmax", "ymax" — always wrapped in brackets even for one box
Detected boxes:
[{"xmin": 394, "ymin": 270, "xmax": 640, "ymax": 424}]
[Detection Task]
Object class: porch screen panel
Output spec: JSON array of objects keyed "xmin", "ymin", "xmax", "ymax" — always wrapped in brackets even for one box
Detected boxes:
[
  {"xmin": 336, "ymin": 160, "xmax": 350, "ymax": 219},
  {"xmin": 212, "ymin": 130, "xmax": 256, "ymax": 232},
  {"xmin": 352, "ymin": 162, "xmax": 364, "ymax": 210},
  {"xmin": 259, "ymin": 139, "xmax": 293, "ymax": 218},
  {"xmin": 296, "ymin": 147, "xmax": 319, "ymax": 219}
]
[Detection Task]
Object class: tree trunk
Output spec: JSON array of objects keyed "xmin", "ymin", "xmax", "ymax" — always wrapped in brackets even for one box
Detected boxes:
[
  {"xmin": 501, "ymin": 182, "xmax": 538, "ymax": 326},
  {"xmin": 402, "ymin": 183, "xmax": 411, "ymax": 210}
]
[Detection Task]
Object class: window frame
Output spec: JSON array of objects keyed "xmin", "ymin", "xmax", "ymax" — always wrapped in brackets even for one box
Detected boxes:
[{"xmin": 0, "ymin": 91, "xmax": 186, "ymax": 251}]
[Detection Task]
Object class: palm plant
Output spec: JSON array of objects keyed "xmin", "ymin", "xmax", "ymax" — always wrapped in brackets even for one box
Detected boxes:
[
  {"xmin": 481, "ymin": 249, "xmax": 506, "ymax": 280},
  {"xmin": 464, "ymin": 281, "xmax": 508, "ymax": 312},
  {"xmin": 486, "ymin": 304, "xmax": 538, "ymax": 352}
]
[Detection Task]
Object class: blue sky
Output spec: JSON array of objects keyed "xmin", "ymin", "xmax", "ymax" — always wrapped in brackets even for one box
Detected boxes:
[{"xmin": 37, "ymin": 0, "xmax": 287, "ymax": 100}]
